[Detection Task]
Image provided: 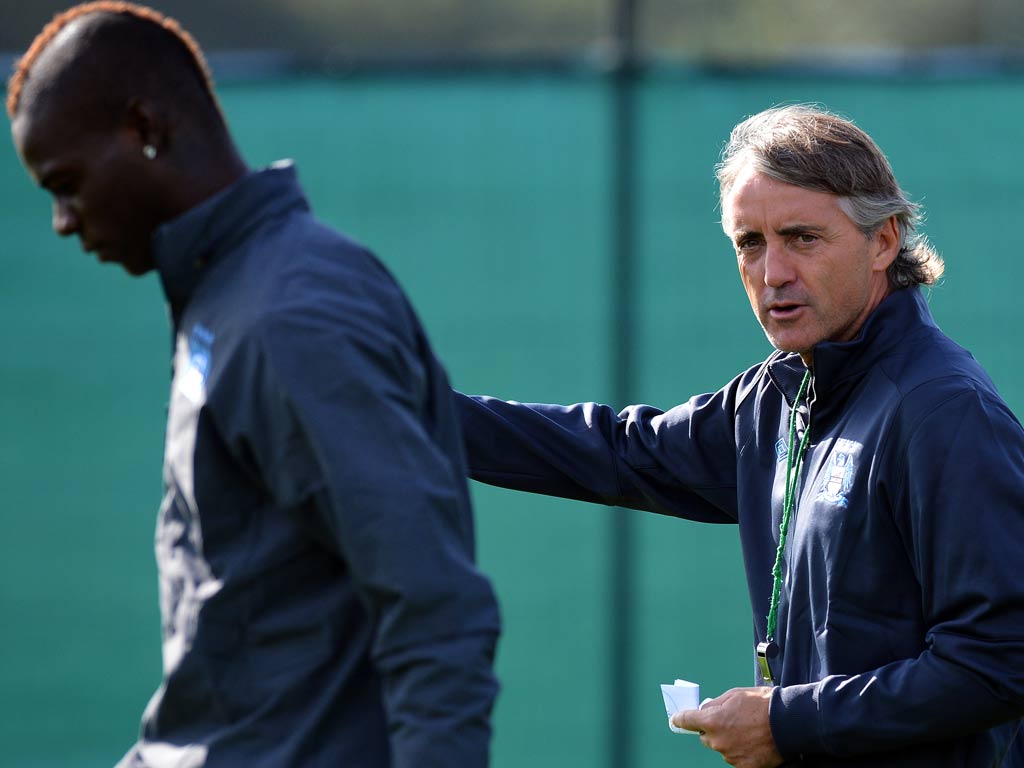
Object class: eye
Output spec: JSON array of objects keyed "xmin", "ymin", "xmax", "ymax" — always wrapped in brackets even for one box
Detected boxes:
[
  {"xmin": 51, "ymin": 181, "xmax": 77, "ymax": 197},
  {"xmin": 736, "ymin": 235, "xmax": 764, "ymax": 252},
  {"xmin": 793, "ymin": 232, "xmax": 818, "ymax": 245},
  {"xmin": 42, "ymin": 173, "xmax": 78, "ymax": 198}
]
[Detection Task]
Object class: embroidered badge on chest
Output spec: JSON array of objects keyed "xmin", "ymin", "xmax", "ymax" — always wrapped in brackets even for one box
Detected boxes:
[
  {"xmin": 816, "ymin": 438, "xmax": 861, "ymax": 508},
  {"xmin": 179, "ymin": 324, "xmax": 215, "ymax": 404},
  {"xmin": 775, "ymin": 437, "xmax": 788, "ymax": 463}
]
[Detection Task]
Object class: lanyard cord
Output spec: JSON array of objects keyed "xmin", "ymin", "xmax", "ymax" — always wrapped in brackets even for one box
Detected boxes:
[{"xmin": 765, "ymin": 369, "xmax": 812, "ymax": 644}]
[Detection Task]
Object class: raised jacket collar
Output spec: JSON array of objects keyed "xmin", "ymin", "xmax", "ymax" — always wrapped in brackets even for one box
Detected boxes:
[
  {"xmin": 152, "ymin": 161, "xmax": 309, "ymax": 312},
  {"xmin": 767, "ymin": 287, "xmax": 938, "ymax": 418}
]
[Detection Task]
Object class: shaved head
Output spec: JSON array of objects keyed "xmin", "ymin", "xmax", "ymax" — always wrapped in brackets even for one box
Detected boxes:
[{"xmin": 8, "ymin": 2, "xmax": 223, "ymax": 132}]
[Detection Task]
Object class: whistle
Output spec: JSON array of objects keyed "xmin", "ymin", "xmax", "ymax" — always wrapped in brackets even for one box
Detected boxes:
[{"xmin": 756, "ymin": 640, "xmax": 779, "ymax": 685}]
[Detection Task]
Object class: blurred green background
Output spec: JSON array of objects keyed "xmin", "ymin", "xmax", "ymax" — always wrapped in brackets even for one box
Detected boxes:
[
  {"xmin": 2, "ymin": 2, "xmax": 1024, "ymax": 767},
  {"xmin": 3, "ymin": 71, "xmax": 1024, "ymax": 768},
  {"xmin": 2, "ymin": 0, "xmax": 1023, "ymax": 60}
]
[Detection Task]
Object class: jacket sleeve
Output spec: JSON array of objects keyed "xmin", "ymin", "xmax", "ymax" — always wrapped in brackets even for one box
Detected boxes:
[
  {"xmin": 770, "ymin": 388, "xmax": 1024, "ymax": 760},
  {"xmin": 456, "ymin": 382, "xmax": 748, "ymax": 523},
  {"xmin": 245, "ymin": 295, "xmax": 500, "ymax": 768}
]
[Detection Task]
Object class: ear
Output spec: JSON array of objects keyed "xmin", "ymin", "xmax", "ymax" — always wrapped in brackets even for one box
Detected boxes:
[
  {"xmin": 121, "ymin": 98, "xmax": 169, "ymax": 157},
  {"xmin": 872, "ymin": 216, "xmax": 900, "ymax": 273}
]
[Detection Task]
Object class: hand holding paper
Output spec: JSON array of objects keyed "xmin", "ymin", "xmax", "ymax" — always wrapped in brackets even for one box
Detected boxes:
[
  {"xmin": 659, "ymin": 679, "xmax": 700, "ymax": 734},
  {"xmin": 671, "ymin": 687, "xmax": 784, "ymax": 768}
]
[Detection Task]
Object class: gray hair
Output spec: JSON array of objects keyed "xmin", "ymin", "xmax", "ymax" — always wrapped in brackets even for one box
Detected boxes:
[{"xmin": 717, "ymin": 105, "xmax": 943, "ymax": 288}]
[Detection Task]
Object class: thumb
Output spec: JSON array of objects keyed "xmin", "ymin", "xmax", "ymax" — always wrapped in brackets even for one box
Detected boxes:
[{"xmin": 671, "ymin": 707, "xmax": 706, "ymax": 732}]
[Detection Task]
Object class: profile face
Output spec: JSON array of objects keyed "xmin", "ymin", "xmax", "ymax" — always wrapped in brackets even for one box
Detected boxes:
[
  {"xmin": 12, "ymin": 100, "xmax": 163, "ymax": 277},
  {"xmin": 721, "ymin": 164, "xmax": 896, "ymax": 361}
]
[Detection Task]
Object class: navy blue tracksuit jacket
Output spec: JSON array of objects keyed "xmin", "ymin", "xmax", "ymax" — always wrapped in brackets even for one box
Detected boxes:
[
  {"xmin": 459, "ymin": 287, "xmax": 1024, "ymax": 766},
  {"xmin": 118, "ymin": 163, "xmax": 500, "ymax": 767}
]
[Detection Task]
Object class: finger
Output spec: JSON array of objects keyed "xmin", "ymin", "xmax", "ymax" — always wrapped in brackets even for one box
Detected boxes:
[{"xmin": 670, "ymin": 708, "xmax": 705, "ymax": 732}]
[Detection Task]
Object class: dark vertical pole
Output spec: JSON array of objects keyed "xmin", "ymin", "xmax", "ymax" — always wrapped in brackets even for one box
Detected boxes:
[{"xmin": 609, "ymin": 1, "xmax": 637, "ymax": 767}]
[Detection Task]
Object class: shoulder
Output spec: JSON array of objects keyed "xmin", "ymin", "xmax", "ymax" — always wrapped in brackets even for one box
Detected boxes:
[
  {"xmin": 235, "ymin": 212, "xmax": 421, "ymax": 347},
  {"xmin": 191, "ymin": 213, "xmax": 430, "ymax": 404},
  {"xmin": 868, "ymin": 330, "xmax": 1024, "ymax": 473},
  {"xmin": 659, "ymin": 352, "xmax": 782, "ymax": 421},
  {"xmin": 881, "ymin": 327, "xmax": 1009, "ymax": 421},
  {"xmin": 253, "ymin": 211, "xmax": 405, "ymax": 307}
]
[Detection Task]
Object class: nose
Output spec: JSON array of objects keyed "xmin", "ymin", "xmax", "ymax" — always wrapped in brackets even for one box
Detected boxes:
[
  {"xmin": 52, "ymin": 197, "xmax": 80, "ymax": 237},
  {"xmin": 763, "ymin": 240, "xmax": 796, "ymax": 288}
]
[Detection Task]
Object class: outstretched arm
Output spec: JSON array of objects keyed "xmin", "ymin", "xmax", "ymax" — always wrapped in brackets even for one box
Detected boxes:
[{"xmin": 456, "ymin": 388, "xmax": 746, "ymax": 523}]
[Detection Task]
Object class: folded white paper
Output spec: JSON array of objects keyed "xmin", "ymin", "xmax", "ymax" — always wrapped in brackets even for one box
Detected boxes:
[{"xmin": 660, "ymin": 679, "xmax": 700, "ymax": 734}]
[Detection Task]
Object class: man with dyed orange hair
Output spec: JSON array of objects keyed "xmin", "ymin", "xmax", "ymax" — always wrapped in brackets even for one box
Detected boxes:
[{"xmin": 9, "ymin": 4, "xmax": 501, "ymax": 767}]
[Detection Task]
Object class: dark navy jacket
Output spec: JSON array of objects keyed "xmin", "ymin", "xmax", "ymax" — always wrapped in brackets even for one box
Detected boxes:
[
  {"xmin": 459, "ymin": 287, "xmax": 1024, "ymax": 766},
  {"xmin": 118, "ymin": 163, "xmax": 500, "ymax": 767}
]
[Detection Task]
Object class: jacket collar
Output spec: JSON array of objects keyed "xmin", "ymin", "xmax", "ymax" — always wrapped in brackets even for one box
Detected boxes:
[
  {"xmin": 767, "ymin": 287, "xmax": 937, "ymax": 414},
  {"xmin": 152, "ymin": 161, "xmax": 310, "ymax": 311}
]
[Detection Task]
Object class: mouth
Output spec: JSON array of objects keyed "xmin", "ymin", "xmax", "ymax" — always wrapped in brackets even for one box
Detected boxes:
[
  {"xmin": 766, "ymin": 302, "xmax": 805, "ymax": 320},
  {"xmin": 82, "ymin": 241, "xmax": 110, "ymax": 261}
]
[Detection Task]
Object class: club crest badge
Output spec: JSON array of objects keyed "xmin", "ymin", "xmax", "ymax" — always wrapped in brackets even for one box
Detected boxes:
[
  {"xmin": 816, "ymin": 439, "xmax": 860, "ymax": 508},
  {"xmin": 179, "ymin": 324, "xmax": 214, "ymax": 404},
  {"xmin": 775, "ymin": 437, "xmax": 788, "ymax": 463}
]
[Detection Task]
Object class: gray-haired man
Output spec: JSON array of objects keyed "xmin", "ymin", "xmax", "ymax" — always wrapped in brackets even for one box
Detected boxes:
[{"xmin": 458, "ymin": 105, "xmax": 1024, "ymax": 767}]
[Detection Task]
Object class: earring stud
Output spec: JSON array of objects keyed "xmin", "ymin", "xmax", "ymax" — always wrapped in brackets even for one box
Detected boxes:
[{"xmin": 143, "ymin": 145, "xmax": 157, "ymax": 160}]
